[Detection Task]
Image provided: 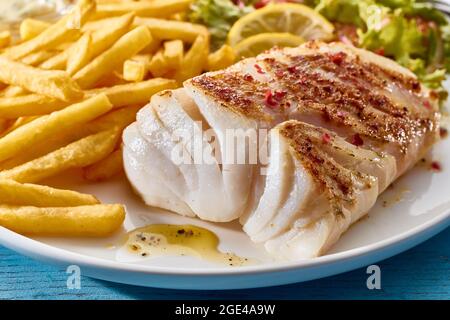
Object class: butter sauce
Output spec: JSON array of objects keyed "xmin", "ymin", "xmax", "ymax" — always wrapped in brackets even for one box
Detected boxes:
[{"xmin": 124, "ymin": 224, "xmax": 252, "ymax": 266}]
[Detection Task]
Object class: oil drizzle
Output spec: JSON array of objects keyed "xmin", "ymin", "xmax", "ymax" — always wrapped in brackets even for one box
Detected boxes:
[{"xmin": 124, "ymin": 224, "xmax": 252, "ymax": 266}]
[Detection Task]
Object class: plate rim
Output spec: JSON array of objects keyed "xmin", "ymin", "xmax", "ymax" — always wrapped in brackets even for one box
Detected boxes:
[{"xmin": 0, "ymin": 207, "xmax": 448, "ymax": 276}]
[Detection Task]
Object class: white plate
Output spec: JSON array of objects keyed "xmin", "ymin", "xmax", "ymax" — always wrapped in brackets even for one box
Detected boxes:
[{"xmin": 1, "ymin": 88, "xmax": 450, "ymax": 290}]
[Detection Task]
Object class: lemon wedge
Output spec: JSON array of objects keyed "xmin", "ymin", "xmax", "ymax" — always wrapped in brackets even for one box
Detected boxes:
[
  {"xmin": 234, "ymin": 32, "xmax": 304, "ymax": 58},
  {"xmin": 228, "ymin": 3, "xmax": 335, "ymax": 47}
]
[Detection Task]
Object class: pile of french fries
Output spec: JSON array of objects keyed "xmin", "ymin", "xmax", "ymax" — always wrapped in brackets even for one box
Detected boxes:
[{"xmin": 0, "ymin": 0, "xmax": 236, "ymax": 237}]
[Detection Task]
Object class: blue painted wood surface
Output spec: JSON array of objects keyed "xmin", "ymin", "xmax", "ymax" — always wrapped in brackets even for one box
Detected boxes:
[{"xmin": 1, "ymin": 228, "xmax": 449, "ymax": 300}]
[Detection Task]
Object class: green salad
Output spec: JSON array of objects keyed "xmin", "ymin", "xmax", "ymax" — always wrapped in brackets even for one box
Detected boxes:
[{"xmin": 189, "ymin": 0, "xmax": 450, "ymax": 98}]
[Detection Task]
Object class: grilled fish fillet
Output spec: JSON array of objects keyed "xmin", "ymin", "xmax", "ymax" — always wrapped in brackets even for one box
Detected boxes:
[{"xmin": 123, "ymin": 41, "xmax": 440, "ymax": 259}]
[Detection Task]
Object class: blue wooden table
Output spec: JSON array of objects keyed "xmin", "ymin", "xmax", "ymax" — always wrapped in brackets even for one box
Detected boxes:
[{"xmin": 1, "ymin": 228, "xmax": 449, "ymax": 300}]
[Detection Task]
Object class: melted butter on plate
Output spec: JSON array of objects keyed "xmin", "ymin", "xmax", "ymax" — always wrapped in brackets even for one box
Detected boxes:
[{"xmin": 123, "ymin": 224, "xmax": 252, "ymax": 267}]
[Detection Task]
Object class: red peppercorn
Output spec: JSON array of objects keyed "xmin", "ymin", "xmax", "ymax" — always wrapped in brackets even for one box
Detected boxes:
[
  {"xmin": 287, "ymin": 66, "xmax": 297, "ymax": 73},
  {"xmin": 274, "ymin": 90, "xmax": 287, "ymax": 100},
  {"xmin": 244, "ymin": 74, "xmax": 254, "ymax": 81},
  {"xmin": 264, "ymin": 90, "xmax": 277, "ymax": 108},
  {"xmin": 431, "ymin": 161, "xmax": 442, "ymax": 171},
  {"xmin": 351, "ymin": 134, "xmax": 364, "ymax": 146},
  {"xmin": 375, "ymin": 48, "xmax": 385, "ymax": 56},
  {"xmin": 322, "ymin": 133, "xmax": 331, "ymax": 144},
  {"xmin": 423, "ymin": 100, "xmax": 432, "ymax": 109},
  {"xmin": 275, "ymin": 69, "xmax": 284, "ymax": 77},
  {"xmin": 330, "ymin": 52, "xmax": 346, "ymax": 65},
  {"xmin": 254, "ymin": 0, "xmax": 270, "ymax": 9},
  {"xmin": 254, "ymin": 64, "xmax": 264, "ymax": 74}
]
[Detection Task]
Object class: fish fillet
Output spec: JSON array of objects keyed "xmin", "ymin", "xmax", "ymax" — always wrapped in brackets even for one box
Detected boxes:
[{"xmin": 123, "ymin": 41, "xmax": 440, "ymax": 259}]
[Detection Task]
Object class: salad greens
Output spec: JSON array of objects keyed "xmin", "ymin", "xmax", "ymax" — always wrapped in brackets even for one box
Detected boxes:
[
  {"xmin": 313, "ymin": 0, "xmax": 449, "ymax": 93},
  {"xmin": 189, "ymin": 0, "xmax": 254, "ymax": 49}
]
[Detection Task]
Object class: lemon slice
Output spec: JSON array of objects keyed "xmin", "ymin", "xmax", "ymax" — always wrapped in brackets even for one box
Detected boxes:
[
  {"xmin": 228, "ymin": 3, "xmax": 334, "ymax": 47},
  {"xmin": 234, "ymin": 32, "xmax": 304, "ymax": 58}
]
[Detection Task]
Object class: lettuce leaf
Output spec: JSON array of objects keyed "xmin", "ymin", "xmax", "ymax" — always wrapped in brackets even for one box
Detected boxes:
[
  {"xmin": 315, "ymin": 0, "xmax": 449, "ymax": 95},
  {"xmin": 189, "ymin": 0, "xmax": 254, "ymax": 49}
]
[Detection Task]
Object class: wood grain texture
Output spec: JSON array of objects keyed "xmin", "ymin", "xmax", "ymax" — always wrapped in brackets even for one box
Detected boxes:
[{"xmin": 0, "ymin": 228, "xmax": 449, "ymax": 300}]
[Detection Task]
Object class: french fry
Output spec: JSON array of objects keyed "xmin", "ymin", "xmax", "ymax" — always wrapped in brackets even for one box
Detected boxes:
[
  {"xmin": 0, "ymin": 116, "xmax": 39, "ymax": 139},
  {"xmin": 40, "ymin": 12, "xmax": 135, "ymax": 71},
  {"xmin": 0, "ymin": 204, "xmax": 126, "ymax": 237},
  {"xmin": 1, "ymin": 86, "xmax": 27, "ymax": 98},
  {"xmin": 3, "ymin": 0, "xmax": 95, "ymax": 60},
  {"xmin": 175, "ymin": 35, "xmax": 208, "ymax": 83},
  {"xmin": 74, "ymin": 26, "xmax": 152, "ymax": 88},
  {"xmin": 0, "ymin": 31, "xmax": 11, "ymax": 48},
  {"xmin": 0, "ymin": 179, "xmax": 99, "ymax": 207},
  {"xmin": 0, "ymin": 106, "xmax": 140, "ymax": 170},
  {"xmin": 123, "ymin": 59, "xmax": 148, "ymax": 82},
  {"xmin": 0, "ymin": 119, "xmax": 9, "ymax": 135},
  {"xmin": 0, "ymin": 77, "xmax": 175, "ymax": 119},
  {"xmin": 207, "ymin": 44, "xmax": 236, "ymax": 71},
  {"xmin": 0, "ymin": 94, "xmax": 112, "ymax": 162},
  {"xmin": 19, "ymin": 19, "xmax": 51, "ymax": 41},
  {"xmin": 163, "ymin": 39, "xmax": 184, "ymax": 70},
  {"xmin": 140, "ymin": 35, "xmax": 161, "ymax": 55},
  {"xmin": 38, "ymin": 50, "xmax": 68, "ymax": 70},
  {"xmin": 95, "ymin": 0, "xmax": 192, "ymax": 19},
  {"xmin": 94, "ymin": 71, "xmax": 127, "ymax": 88},
  {"xmin": 0, "ymin": 94, "xmax": 67, "ymax": 119},
  {"xmin": 135, "ymin": 17, "xmax": 209, "ymax": 43},
  {"xmin": 131, "ymin": 53, "xmax": 153, "ymax": 65},
  {"xmin": 0, "ymin": 128, "xmax": 120, "ymax": 183},
  {"xmin": 0, "ymin": 56, "xmax": 83, "ymax": 101},
  {"xmin": 84, "ymin": 149, "xmax": 123, "ymax": 181},
  {"xmin": 21, "ymin": 50, "xmax": 56, "ymax": 66},
  {"xmin": 90, "ymin": 78, "xmax": 178, "ymax": 107},
  {"xmin": 66, "ymin": 32, "xmax": 92, "ymax": 75},
  {"xmin": 82, "ymin": 16, "xmax": 122, "ymax": 32},
  {"xmin": 148, "ymin": 50, "xmax": 169, "ymax": 77}
]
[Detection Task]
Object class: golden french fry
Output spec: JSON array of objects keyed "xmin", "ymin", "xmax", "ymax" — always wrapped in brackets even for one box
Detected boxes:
[
  {"xmin": 0, "ymin": 95, "xmax": 67, "ymax": 119},
  {"xmin": 66, "ymin": 32, "xmax": 92, "ymax": 75},
  {"xmin": 0, "ymin": 77, "xmax": 175, "ymax": 119},
  {"xmin": 175, "ymin": 35, "xmax": 208, "ymax": 83},
  {"xmin": 0, "ymin": 179, "xmax": 99, "ymax": 207},
  {"xmin": 74, "ymin": 26, "xmax": 152, "ymax": 88},
  {"xmin": 163, "ymin": 39, "xmax": 184, "ymax": 70},
  {"xmin": 0, "ymin": 31, "xmax": 11, "ymax": 48},
  {"xmin": 94, "ymin": 78, "xmax": 178, "ymax": 107},
  {"xmin": 0, "ymin": 94, "xmax": 112, "ymax": 162},
  {"xmin": 20, "ymin": 19, "xmax": 51, "ymax": 41},
  {"xmin": 0, "ymin": 116, "xmax": 39, "ymax": 139},
  {"xmin": 170, "ymin": 12, "xmax": 187, "ymax": 21},
  {"xmin": 0, "ymin": 204, "xmax": 126, "ymax": 237},
  {"xmin": 1, "ymin": 86, "xmax": 27, "ymax": 98},
  {"xmin": 0, "ymin": 128, "xmax": 120, "ymax": 183},
  {"xmin": 0, "ymin": 56, "xmax": 83, "ymax": 101},
  {"xmin": 131, "ymin": 53, "xmax": 153, "ymax": 65},
  {"xmin": 88, "ymin": 105, "xmax": 142, "ymax": 132},
  {"xmin": 4, "ymin": 0, "xmax": 95, "ymax": 60},
  {"xmin": 207, "ymin": 44, "xmax": 236, "ymax": 71},
  {"xmin": 21, "ymin": 50, "xmax": 56, "ymax": 66},
  {"xmin": 0, "ymin": 119, "xmax": 9, "ymax": 135},
  {"xmin": 0, "ymin": 105, "xmax": 140, "ymax": 171},
  {"xmin": 123, "ymin": 59, "xmax": 148, "ymax": 82},
  {"xmin": 38, "ymin": 50, "xmax": 68, "ymax": 70},
  {"xmin": 84, "ymin": 149, "xmax": 123, "ymax": 181},
  {"xmin": 95, "ymin": 0, "xmax": 192, "ymax": 19},
  {"xmin": 140, "ymin": 35, "xmax": 161, "ymax": 55},
  {"xmin": 148, "ymin": 50, "xmax": 170, "ymax": 77},
  {"xmin": 40, "ymin": 13, "xmax": 134, "ymax": 71},
  {"xmin": 134, "ymin": 17, "xmax": 208, "ymax": 43}
]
